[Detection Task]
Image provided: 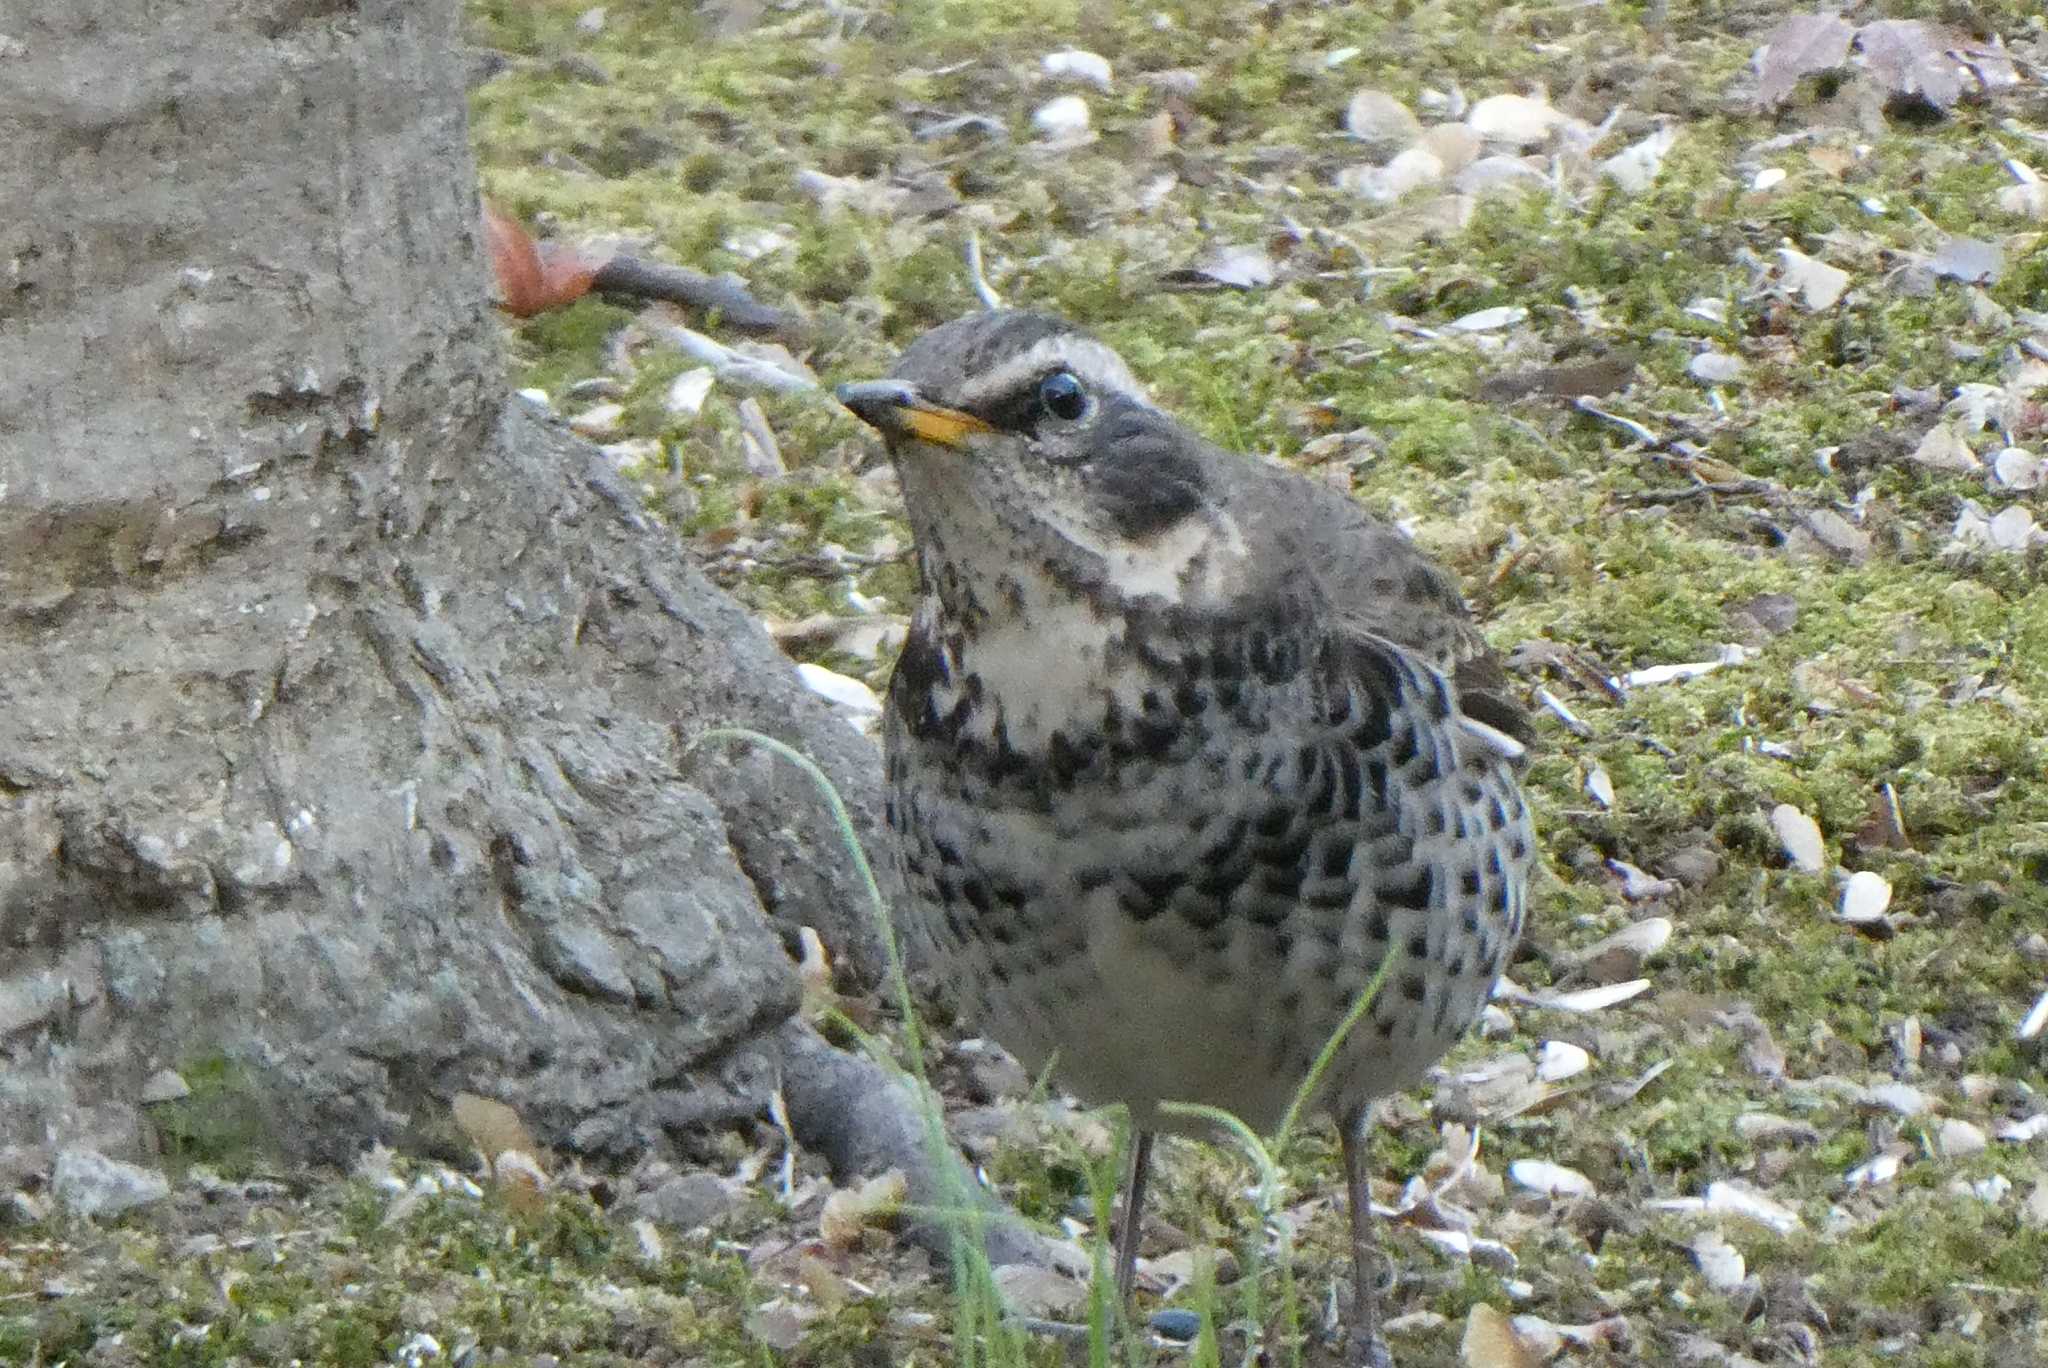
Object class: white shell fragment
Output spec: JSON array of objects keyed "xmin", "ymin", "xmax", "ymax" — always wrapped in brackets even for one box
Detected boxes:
[
  {"xmin": 1466, "ymin": 93, "xmax": 1569, "ymax": 147},
  {"xmin": 569, "ymin": 402, "xmax": 625, "ymax": 438},
  {"xmin": 1042, "ymin": 49, "xmax": 1112, "ymax": 92},
  {"xmin": 1032, "ymin": 95, "xmax": 1092, "ymax": 142},
  {"xmin": 1910, "ymin": 421, "xmax": 1981, "ymax": 471},
  {"xmin": 1998, "ymin": 161, "xmax": 2048, "ymax": 219},
  {"xmin": 795, "ymin": 663, "xmax": 882, "ymax": 732},
  {"xmin": 1938, "ymin": 1119, "xmax": 1989, "ymax": 1159},
  {"xmin": 1600, "ymin": 126, "xmax": 1678, "ymax": 193},
  {"xmin": 1509, "ymin": 1159, "xmax": 1595, "ymax": 1198},
  {"xmin": 1688, "ymin": 351, "xmax": 1745, "ymax": 385},
  {"xmin": 1415, "ymin": 1228, "xmax": 1519, "ymax": 1273},
  {"xmin": 1570, "ymin": 916, "xmax": 1672, "ymax": 987},
  {"xmin": 1616, "ymin": 644, "xmax": 1754, "ymax": 688},
  {"xmin": 665, "ymin": 367, "xmax": 716, "ymax": 417},
  {"xmin": 1536, "ymin": 1040, "xmax": 1591, "ymax": 1083},
  {"xmin": 1863, "ymin": 1081, "xmax": 1931, "ymax": 1117},
  {"xmin": 1771, "ymin": 804, "xmax": 1826, "ymax": 872},
  {"xmin": 1993, "ymin": 446, "xmax": 2044, "ymax": 490},
  {"xmin": 1344, "ymin": 89, "xmax": 1422, "ymax": 150},
  {"xmin": 1837, "ymin": 871, "xmax": 1893, "ymax": 924},
  {"xmin": 1583, "ymin": 764, "xmax": 1614, "ymax": 809},
  {"xmin": 1777, "ymin": 246, "xmax": 1850, "ymax": 310},
  {"xmin": 1993, "ymin": 1114, "xmax": 2048, "ymax": 1143},
  {"xmin": 1506, "ymin": 979, "xmax": 1653, "ymax": 1013},
  {"xmin": 1448, "ymin": 305, "xmax": 1528, "ymax": 333},
  {"xmin": 1703, "ymin": 1180, "xmax": 1801, "ymax": 1234},
  {"xmin": 657, "ymin": 324, "xmax": 818, "ymax": 392},
  {"xmin": 2020, "ymin": 988, "xmax": 2048, "ymax": 1041},
  {"xmin": 1845, "ymin": 1147, "xmax": 1906, "ymax": 1187},
  {"xmin": 1340, "ymin": 146, "xmax": 1445, "ymax": 204},
  {"xmin": 1990, "ymin": 505, "xmax": 2043, "ymax": 551},
  {"xmin": 1689, "ymin": 1229, "xmax": 1747, "ymax": 1291},
  {"xmin": 1607, "ymin": 863, "xmax": 1677, "ymax": 902}
]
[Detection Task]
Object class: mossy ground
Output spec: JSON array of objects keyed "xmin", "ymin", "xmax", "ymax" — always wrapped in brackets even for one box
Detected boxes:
[{"xmin": 9, "ymin": 1, "xmax": 2048, "ymax": 1364}]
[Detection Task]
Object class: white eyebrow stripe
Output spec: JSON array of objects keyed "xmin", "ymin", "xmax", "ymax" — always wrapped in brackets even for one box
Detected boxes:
[{"xmin": 954, "ymin": 335, "xmax": 1150, "ymax": 412}]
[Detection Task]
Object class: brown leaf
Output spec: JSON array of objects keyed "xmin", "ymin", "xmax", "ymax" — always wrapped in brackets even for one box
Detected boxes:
[
  {"xmin": 1461, "ymin": 1303, "xmax": 1543, "ymax": 1368},
  {"xmin": 493, "ymin": 1149, "xmax": 550, "ymax": 1215},
  {"xmin": 484, "ymin": 202, "xmax": 605, "ymax": 317},
  {"xmin": 452, "ymin": 1092, "xmax": 538, "ymax": 1164},
  {"xmin": 1756, "ymin": 14, "xmax": 1855, "ymax": 109}
]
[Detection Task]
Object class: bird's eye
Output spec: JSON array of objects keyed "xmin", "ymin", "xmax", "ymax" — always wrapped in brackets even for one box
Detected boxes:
[{"xmin": 1037, "ymin": 371, "xmax": 1088, "ymax": 422}]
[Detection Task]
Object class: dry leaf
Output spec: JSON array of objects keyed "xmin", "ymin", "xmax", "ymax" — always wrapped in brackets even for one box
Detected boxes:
[
  {"xmin": 494, "ymin": 1149, "xmax": 550, "ymax": 1214},
  {"xmin": 1461, "ymin": 1302, "xmax": 1543, "ymax": 1368},
  {"xmin": 819, "ymin": 1168, "xmax": 907, "ymax": 1249},
  {"xmin": 452, "ymin": 1093, "xmax": 538, "ymax": 1166}
]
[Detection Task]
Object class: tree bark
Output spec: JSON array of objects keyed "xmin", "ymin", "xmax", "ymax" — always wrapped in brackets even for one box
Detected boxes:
[{"xmin": 0, "ymin": 0, "xmax": 896, "ymax": 1178}]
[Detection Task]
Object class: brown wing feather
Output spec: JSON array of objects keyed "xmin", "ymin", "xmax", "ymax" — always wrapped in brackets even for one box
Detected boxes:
[{"xmin": 1231, "ymin": 459, "xmax": 1534, "ymax": 746}]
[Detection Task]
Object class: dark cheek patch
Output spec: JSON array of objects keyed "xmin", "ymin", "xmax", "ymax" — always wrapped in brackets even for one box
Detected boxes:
[{"xmin": 1093, "ymin": 447, "xmax": 1206, "ymax": 537}]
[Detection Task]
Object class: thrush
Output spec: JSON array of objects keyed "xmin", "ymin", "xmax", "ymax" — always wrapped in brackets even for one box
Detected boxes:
[{"xmin": 838, "ymin": 311, "xmax": 1534, "ymax": 1363}]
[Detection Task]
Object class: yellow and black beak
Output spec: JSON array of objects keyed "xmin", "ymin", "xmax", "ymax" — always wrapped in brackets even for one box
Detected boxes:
[{"xmin": 836, "ymin": 379, "xmax": 992, "ymax": 450}]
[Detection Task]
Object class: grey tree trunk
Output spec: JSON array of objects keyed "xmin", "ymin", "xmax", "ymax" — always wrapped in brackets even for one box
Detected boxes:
[{"xmin": 0, "ymin": 0, "xmax": 895, "ymax": 1177}]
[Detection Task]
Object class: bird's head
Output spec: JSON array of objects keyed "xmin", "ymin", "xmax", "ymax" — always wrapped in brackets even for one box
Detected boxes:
[{"xmin": 837, "ymin": 311, "xmax": 1244, "ymax": 611}]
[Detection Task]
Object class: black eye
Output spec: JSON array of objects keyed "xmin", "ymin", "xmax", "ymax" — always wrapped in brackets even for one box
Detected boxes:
[{"xmin": 1038, "ymin": 371, "xmax": 1088, "ymax": 421}]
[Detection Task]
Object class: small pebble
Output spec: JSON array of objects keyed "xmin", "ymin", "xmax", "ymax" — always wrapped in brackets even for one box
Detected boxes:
[{"xmin": 1150, "ymin": 1308, "xmax": 1202, "ymax": 1341}]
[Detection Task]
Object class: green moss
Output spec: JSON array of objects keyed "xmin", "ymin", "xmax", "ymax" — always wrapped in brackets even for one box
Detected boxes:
[{"xmin": 150, "ymin": 1052, "xmax": 284, "ymax": 1175}]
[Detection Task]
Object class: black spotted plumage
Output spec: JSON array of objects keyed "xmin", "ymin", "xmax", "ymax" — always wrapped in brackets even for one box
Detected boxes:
[{"xmin": 841, "ymin": 310, "xmax": 1535, "ymax": 1361}]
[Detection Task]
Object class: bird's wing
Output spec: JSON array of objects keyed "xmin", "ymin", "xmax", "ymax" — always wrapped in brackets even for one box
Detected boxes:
[{"xmin": 1238, "ymin": 463, "xmax": 1533, "ymax": 754}]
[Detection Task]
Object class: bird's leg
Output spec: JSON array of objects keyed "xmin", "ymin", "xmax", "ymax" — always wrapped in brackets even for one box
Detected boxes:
[
  {"xmin": 1340, "ymin": 1106, "xmax": 1393, "ymax": 1368},
  {"xmin": 1113, "ymin": 1128, "xmax": 1155, "ymax": 1308}
]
